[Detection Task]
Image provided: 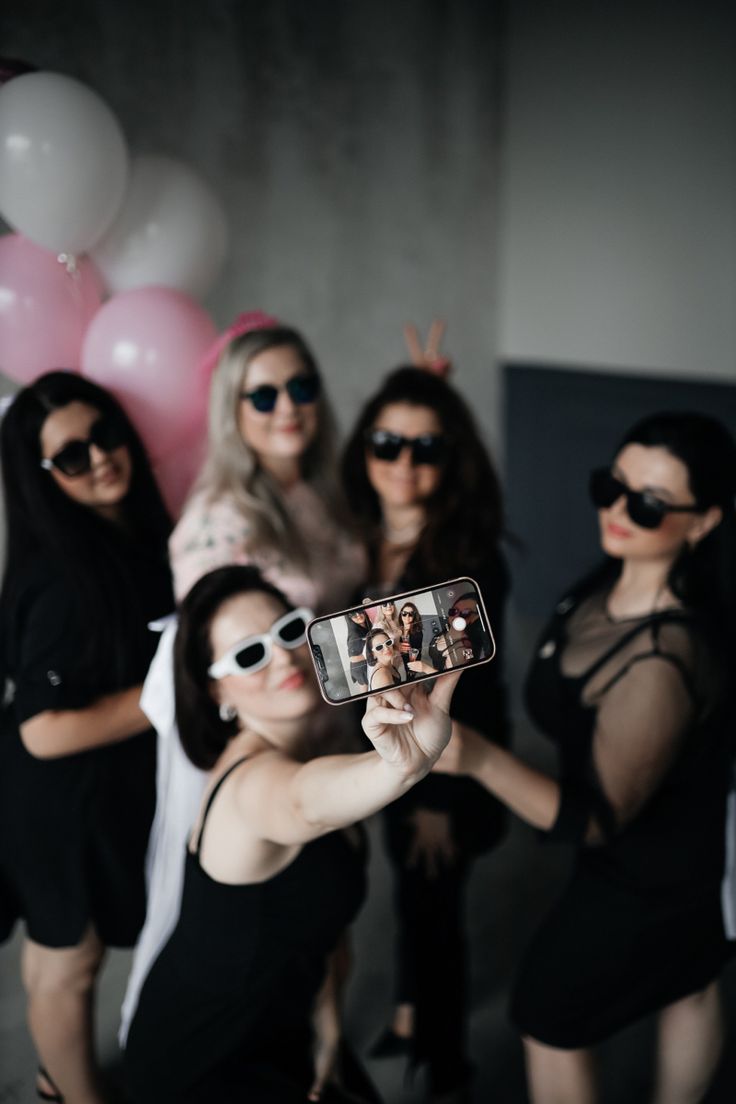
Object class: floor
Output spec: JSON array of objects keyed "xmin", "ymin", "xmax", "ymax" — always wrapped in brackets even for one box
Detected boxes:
[{"xmin": 1, "ymin": 613, "xmax": 735, "ymax": 1102}]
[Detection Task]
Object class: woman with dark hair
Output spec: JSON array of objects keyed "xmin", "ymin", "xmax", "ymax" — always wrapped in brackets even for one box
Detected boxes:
[
  {"xmin": 346, "ymin": 609, "xmax": 371, "ymax": 692},
  {"xmin": 398, "ymin": 602, "xmax": 424, "ymax": 678},
  {"xmin": 438, "ymin": 411, "xmax": 736, "ymax": 1104},
  {"xmin": 0, "ymin": 371, "xmax": 174, "ymax": 1103},
  {"xmin": 341, "ymin": 366, "xmax": 510, "ymax": 1102},
  {"xmin": 124, "ymin": 564, "xmax": 459, "ymax": 1104}
]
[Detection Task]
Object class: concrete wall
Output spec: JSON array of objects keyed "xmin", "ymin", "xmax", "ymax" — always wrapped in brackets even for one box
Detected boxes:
[
  {"xmin": 498, "ymin": 0, "xmax": 736, "ymax": 381},
  {"xmin": 0, "ymin": 0, "xmax": 504, "ymax": 441}
]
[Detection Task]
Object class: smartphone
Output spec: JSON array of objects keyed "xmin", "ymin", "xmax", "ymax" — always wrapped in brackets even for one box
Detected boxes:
[{"xmin": 306, "ymin": 576, "xmax": 495, "ymax": 705}]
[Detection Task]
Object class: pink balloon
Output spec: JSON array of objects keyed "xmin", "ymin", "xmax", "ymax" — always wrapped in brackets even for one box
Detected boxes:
[
  {"xmin": 81, "ymin": 286, "xmax": 216, "ymax": 462},
  {"xmin": 154, "ymin": 432, "xmax": 206, "ymax": 519},
  {"xmin": 0, "ymin": 233, "xmax": 104, "ymax": 384}
]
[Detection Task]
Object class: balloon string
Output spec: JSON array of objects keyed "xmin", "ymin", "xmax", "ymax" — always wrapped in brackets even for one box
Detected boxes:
[{"xmin": 57, "ymin": 252, "xmax": 83, "ymax": 304}]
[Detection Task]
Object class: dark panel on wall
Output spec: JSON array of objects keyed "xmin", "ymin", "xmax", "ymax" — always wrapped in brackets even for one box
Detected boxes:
[{"xmin": 504, "ymin": 363, "xmax": 736, "ymax": 615}]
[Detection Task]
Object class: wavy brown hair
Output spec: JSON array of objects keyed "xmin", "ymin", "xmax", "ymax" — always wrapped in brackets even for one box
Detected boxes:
[{"xmin": 341, "ymin": 366, "xmax": 505, "ymax": 586}]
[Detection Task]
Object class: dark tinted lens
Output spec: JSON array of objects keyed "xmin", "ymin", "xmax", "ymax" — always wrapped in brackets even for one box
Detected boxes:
[
  {"xmin": 411, "ymin": 434, "xmax": 445, "ymax": 465},
  {"xmin": 51, "ymin": 440, "xmax": 91, "ymax": 476},
  {"xmin": 589, "ymin": 469, "xmax": 623, "ymax": 509},
  {"xmin": 234, "ymin": 641, "xmax": 267, "ymax": 670},
  {"xmin": 246, "ymin": 386, "xmax": 279, "ymax": 412},
  {"xmin": 367, "ymin": 430, "xmax": 403, "ymax": 461},
  {"xmin": 90, "ymin": 414, "xmax": 127, "ymax": 453},
  {"xmin": 625, "ymin": 493, "xmax": 666, "ymax": 530},
  {"xmin": 277, "ymin": 613, "xmax": 308, "ymax": 645},
  {"xmin": 285, "ymin": 374, "xmax": 320, "ymax": 405}
]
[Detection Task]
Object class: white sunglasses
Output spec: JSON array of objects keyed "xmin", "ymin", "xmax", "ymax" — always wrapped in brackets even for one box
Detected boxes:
[{"xmin": 208, "ymin": 607, "xmax": 313, "ymax": 679}]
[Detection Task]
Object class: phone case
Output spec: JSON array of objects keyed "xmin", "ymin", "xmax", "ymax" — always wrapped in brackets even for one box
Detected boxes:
[{"xmin": 306, "ymin": 576, "xmax": 495, "ymax": 706}]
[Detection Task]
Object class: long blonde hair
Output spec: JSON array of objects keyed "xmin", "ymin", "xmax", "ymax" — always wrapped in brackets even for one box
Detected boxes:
[{"xmin": 193, "ymin": 326, "xmax": 341, "ymax": 570}]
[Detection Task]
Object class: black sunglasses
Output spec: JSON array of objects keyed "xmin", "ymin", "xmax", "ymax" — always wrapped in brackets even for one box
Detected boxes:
[
  {"xmin": 240, "ymin": 374, "xmax": 320, "ymax": 413},
  {"xmin": 365, "ymin": 429, "xmax": 446, "ymax": 465},
  {"xmin": 589, "ymin": 468, "xmax": 700, "ymax": 530},
  {"xmin": 41, "ymin": 414, "xmax": 128, "ymax": 477}
]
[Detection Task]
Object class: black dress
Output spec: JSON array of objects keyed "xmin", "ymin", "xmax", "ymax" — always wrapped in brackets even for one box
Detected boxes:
[
  {"xmin": 511, "ymin": 587, "xmax": 734, "ymax": 1048},
  {"xmin": 124, "ymin": 757, "xmax": 372, "ymax": 1104},
  {"xmin": 0, "ymin": 545, "xmax": 173, "ymax": 948},
  {"xmin": 381, "ymin": 551, "xmax": 511, "ymax": 1093}
]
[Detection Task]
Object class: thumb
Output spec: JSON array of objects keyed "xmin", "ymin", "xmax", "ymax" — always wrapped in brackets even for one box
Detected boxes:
[{"xmin": 427, "ymin": 670, "xmax": 462, "ymax": 713}]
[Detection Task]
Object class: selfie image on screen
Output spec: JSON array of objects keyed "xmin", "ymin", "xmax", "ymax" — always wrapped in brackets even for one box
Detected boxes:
[{"xmin": 307, "ymin": 579, "xmax": 494, "ymax": 704}]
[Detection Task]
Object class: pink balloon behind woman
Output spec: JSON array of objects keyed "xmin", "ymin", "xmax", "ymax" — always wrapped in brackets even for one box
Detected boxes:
[
  {"xmin": 81, "ymin": 286, "xmax": 216, "ymax": 463},
  {"xmin": 0, "ymin": 233, "xmax": 104, "ymax": 384}
]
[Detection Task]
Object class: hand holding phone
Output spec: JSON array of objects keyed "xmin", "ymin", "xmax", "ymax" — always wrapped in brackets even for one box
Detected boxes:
[
  {"xmin": 306, "ymin": 577, "xmax": 495, "ymax": 705},
  {"xmin": 361, "ymin": 670, "xmax": 461, "ymax": 776}
]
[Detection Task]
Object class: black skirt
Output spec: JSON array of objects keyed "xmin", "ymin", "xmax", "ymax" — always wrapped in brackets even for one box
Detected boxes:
[
  {"xmin": 510, "ymin": 860, "xmax": 734, "ymax": 1049},
  {"xmin": 0, "ymin": 718, "xmax": 156, "ymax": 948}
]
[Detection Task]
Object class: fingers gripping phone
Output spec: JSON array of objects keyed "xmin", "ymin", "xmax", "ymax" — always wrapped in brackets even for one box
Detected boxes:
[{"xmin": 306, "ymin": 577, "xmax": 495, "ymax": 705}]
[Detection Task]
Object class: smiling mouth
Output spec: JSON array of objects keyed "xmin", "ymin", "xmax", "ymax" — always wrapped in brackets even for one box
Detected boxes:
[{"xmin": 279, "ymin": 670, "xmax": 306, "ymax": 690}]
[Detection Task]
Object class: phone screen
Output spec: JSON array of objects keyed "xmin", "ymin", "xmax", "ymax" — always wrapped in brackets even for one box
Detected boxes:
[{"xmin": 307, "ymin": 577, "xmax": 495, "ymax": 705}]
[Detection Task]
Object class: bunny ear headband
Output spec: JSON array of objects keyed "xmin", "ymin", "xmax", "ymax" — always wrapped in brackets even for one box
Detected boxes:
[
  {"xmin": 403, "ymin": 318, "xmax": 452, "ymax": 379},
  {"xmin": 200, "ymin": 310, "xmax": 281, "ymax": 381}
]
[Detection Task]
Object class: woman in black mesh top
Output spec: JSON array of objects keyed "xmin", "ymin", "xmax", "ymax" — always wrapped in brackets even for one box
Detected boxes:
[{"xmin": 437, "ymin": 412, "xmax": 736, "ymax": 1104}]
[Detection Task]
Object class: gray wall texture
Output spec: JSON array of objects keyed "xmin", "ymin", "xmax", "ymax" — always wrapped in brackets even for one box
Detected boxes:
[{"xmin": 0, "ymin": 0, "xmax": 504, "ymax": 442}]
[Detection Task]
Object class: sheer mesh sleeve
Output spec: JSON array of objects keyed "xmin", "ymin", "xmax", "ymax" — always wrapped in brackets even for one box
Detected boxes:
[{"xmin": 588, "ymin": 653, "xmax": 696, "ymax": 837}]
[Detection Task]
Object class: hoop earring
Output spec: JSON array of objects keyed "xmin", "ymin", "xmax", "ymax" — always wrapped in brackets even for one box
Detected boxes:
[{"xmin": 219, "ymin": 702, "xmax": 238, "ymax": 722}]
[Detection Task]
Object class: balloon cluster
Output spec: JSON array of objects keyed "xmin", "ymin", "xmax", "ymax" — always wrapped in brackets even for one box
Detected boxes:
[{"xmin": 0, "ymin": 69, "xmax": 227, "ymax": 512}]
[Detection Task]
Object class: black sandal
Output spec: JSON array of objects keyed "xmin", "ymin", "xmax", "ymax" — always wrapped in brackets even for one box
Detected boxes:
[{"xmin": 37, "ymin": 1066, "xmax": 64, "ymax": 1103}]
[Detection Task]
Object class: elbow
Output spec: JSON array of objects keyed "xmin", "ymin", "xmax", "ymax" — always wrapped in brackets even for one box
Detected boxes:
[{"xmin": 19, "ymin": 719, "xmax": 58, "ymax": 759}]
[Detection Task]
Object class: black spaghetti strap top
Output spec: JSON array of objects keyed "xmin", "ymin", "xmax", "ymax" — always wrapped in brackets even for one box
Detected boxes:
[{"xmin": 125, "ymin": 752, "xmax": 367, "ymax": 1103}]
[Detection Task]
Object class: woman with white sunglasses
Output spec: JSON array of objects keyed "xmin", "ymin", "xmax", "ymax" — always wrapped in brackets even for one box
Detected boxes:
[{"xmin": 124, "ymin": 565, "xmax": 459, "ymax": 1104}]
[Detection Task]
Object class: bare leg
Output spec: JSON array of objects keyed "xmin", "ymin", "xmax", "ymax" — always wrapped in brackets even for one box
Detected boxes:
[
  {"xmin": 391, "ymin": 1002, "xmax": 415, "ymax": 1038},
  {"xmin": 653, "ymin": 982, "xmax": 723, "ymax": 1104},
  {"xmin": 22, "ymin": 927, "xmax": 107, "ymax": 1104},
  {"xmin": 524, "ymin": 1037, "xmax": 598, "ymax": 1104}
]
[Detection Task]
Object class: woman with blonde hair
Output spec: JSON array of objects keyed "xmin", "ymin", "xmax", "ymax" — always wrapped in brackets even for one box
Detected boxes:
[{"xmin": 170, "ymin": 310, "xmax": 363, "ymax": 608}]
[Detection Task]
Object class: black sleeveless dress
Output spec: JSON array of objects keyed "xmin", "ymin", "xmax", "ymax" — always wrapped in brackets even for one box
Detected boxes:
[
  {"xmin": 510, "ymin": 588, "xmax": 734, "ymax": 1048},
  {"xmin": 124, "ymin": 757, "xmax": 369, "ymax": 1103}
]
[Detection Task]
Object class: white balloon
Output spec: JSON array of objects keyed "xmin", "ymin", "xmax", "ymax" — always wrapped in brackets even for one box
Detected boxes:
[
  {"xmin": 0, "ymin": 72, "xmax": 128, "ymax": 253},
  {"xmin": 91, "ymin": 154, "xmax": 228, "ymax": 298}
]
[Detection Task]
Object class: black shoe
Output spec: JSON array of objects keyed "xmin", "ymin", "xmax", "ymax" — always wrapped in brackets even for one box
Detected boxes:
[
  {"xmin": 367, "ymin": 1027, "xmax": 413, "ymax": 1059},
  {"xmin": 37, "ymin": 1067, "xmax": 64, "ymax": 1103}
]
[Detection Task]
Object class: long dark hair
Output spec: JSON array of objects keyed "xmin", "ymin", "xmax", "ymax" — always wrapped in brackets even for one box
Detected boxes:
[
  {"xmin": 0, "ymin": 371, "xmax": 172, "ymax": 682},
  {"xmin": 345, "ymin": 610, "xmax": 371, "ymax": 642},
  {"xmin": 586, "ymin": 412, "xmax": 736, "ymax": 656},
  {"xmin": 174, "ymin": 565, "xmax": 292, "ymax": 770},
  {"xmin": 341, "ymin": 367, "xmax": 504, "ymax": 585}
]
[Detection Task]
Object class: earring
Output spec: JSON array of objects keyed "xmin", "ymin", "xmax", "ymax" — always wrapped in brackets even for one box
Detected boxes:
[{"xmin": 219, "ymin": 702, "xmax": 237, "ymax": 722}]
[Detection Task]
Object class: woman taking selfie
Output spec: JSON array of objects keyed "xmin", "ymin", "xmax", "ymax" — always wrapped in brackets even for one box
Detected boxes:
[
  {"xmin": 437, "ymin": 412, "xmax": 736, "ymax": 1104},
  {"xmin": 124, "ymin": 564, "xmax": 459, "ymax": 1103},
  {"xmin": 342, "ymin": 366, "xmax": 510, "ymax": 1103},
  {"xmin": 0, "ymin": 372, "xmax": 173, "ymax": 1104}
]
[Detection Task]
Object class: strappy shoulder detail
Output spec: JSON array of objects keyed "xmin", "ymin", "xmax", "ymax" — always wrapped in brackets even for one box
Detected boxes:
[
  {"xmin": 578, "ymin": 609, "xmax": 693, "ymax": 690},
  {"xmin": 194, "ymin": 756, "xmax": 251, "ymax": 857}
]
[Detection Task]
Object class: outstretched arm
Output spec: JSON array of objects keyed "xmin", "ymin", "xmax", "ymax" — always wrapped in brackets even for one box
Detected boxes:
[
  {"xmin": 437, "ymin": 656, "xmax": 693, "ymax": 843},
  {"xmin": 234, "ymin": 673, "xmax": 461, "ymax": 846}
]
